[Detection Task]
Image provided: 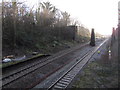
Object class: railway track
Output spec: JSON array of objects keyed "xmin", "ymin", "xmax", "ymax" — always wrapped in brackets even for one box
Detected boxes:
[
  {"xmin": 2, "ymin": 42, "xmax": 89, "ymax": 88},
  {"xmin": 47, "ymin": 39, "xmax": 108, "ymax": 89},
  {"xmin": 2, "ymin": 39, "xmax": 107, "ymax": 88}
]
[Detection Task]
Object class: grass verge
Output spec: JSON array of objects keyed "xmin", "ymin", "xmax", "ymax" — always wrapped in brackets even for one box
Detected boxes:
[{"xmin": 71, "ymin": 41, "xmax": 118, "ymax": 88}]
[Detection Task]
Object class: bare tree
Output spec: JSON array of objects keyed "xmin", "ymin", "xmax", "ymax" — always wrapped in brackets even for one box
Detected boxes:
[
  {"xmin": 37, "ymin": 1, "xmax": 57, "ymax": 27},
  {"xmin": 60, "ymin": 11, "xmax": 70, "ymax": 26}
]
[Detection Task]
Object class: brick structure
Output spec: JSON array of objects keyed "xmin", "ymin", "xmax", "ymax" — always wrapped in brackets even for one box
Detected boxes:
[
  {"xmin": 118, "ymin": 1, "xmax": 120, "ymax": 38},
  {"xmin": 118, "ymin": 1, "xmax": 120, "ymax": 65},
  {"xmin": 118, "ymin": 1, "xmax": 120, "ymax": 26}
]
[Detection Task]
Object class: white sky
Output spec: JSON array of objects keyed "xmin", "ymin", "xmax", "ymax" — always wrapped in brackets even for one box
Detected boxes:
[{"xmin": 4, "ymin": 0, "xmax": 120, "ymax": 35}]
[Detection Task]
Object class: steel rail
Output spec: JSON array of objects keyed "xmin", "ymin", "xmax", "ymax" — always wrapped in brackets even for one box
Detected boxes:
[
  {"xmin": 47, "ymin": 39, "xmax": 108, "ymax": 89},
  {"xmin": 2, "ymin": 42, "xmax": 89, "ymax": 88}
]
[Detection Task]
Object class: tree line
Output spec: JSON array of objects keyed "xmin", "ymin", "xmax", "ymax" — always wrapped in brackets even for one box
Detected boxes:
[{"xmin": 2, "ymin": 1, "xmax": 90, "ymax": 55}]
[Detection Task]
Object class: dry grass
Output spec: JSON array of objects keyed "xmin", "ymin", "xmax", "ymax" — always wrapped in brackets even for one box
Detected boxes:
[{"xmin": 71, "ymin": 40, "xmax": 118, "ymax": 88}]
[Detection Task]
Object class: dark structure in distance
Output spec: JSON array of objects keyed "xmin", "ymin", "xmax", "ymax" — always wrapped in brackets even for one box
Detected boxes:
[{"xmin": 90, "ymin": 28, "xmax": 95, "ymax": 46}]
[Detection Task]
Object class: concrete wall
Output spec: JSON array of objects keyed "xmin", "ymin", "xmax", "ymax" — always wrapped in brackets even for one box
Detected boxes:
[{"xmin": 68, "ymin": 25, "xmax": 90, "ymax": 42}]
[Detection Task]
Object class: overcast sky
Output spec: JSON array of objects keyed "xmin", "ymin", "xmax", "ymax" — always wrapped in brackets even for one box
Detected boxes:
[{"xmin": 3, "ymin": 0, "xmax": 120, "ymax": 35}]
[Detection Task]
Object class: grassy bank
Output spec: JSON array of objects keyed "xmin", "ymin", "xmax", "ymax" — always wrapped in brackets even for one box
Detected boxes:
[
  {"xmin": 71, "ymin": 39, "xmax": 118, "ymax": 88},
  {"xmin": 3, "ymin": 36, "xmax": 90, "ymax": 57},
  {"xmin": 2, "ymin": 37, "xmax": 90, "ymax": 69}
]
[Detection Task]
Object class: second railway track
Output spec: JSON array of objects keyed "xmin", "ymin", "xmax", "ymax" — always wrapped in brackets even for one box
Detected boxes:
[
  {"xmin": 2, "ymin": 42, "xmax": 89, "ymax": 88},
  {"xmin": 2, "ymin": 39, "xmax": 107, "ymax": 88}
]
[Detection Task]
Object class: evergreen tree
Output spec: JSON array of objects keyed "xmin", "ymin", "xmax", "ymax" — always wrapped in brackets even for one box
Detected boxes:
[{"xmin": 90, "ymin": 28, "xmax": 95, "ymax": 46}]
